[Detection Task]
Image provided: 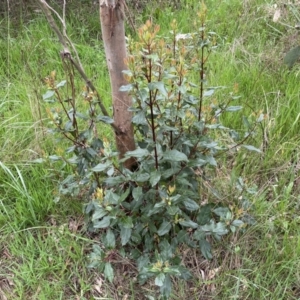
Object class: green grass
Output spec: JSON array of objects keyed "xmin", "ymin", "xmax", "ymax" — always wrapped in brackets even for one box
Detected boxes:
[{"xmin": 1, "ymin": 0, "xmax": 300, "ymax": 299}]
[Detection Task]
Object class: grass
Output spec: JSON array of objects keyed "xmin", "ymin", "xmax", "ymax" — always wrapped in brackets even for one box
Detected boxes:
[{"xmin": 1, "ymin": 0, "xmax": 300, "ymax": 299}]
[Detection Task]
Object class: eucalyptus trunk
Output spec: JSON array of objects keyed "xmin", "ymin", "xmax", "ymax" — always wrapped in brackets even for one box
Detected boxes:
[{"xmin": 99, "ymin": 0, "xmax": 136, "ymax": 170}]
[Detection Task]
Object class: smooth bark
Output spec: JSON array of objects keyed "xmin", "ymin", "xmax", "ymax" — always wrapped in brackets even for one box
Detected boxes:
[{"xmin": 100, "ymin": 0, "xmax": 137, "ymax": 170}]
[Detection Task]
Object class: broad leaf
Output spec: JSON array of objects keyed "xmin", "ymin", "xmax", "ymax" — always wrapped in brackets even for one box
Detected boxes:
[
  {"xmin": 150, "ymin": 170, "xmax": 161, "ymax": 187},
  {"xmin": 284, "ymin": 45, "xmax": 300, "ymax": 68},
  {"xmin": 203, "ymin": 89, "xmax": 214, "ymax": 97},
  {"xmin": 92, "ymin": 162, "xmax": 111, "ymax": 172},
  {"xmin": 120, "ymin": 226, "xmax": 132, "ymax": 246},
  {"xmin": 155, "ymin": 273, "xmax": 165, "ymax": 287},
  {"xmin": 205, "ymin": 155, "xmax": 217, "ymax": 166},
  {"xmin": 200, "ymin": 239, "xmax": 213, "ymax": 260},
  {"xmin": 92, "ymin": 207, "xmax": 107, "ymax": 220},
  {"xmin": 104, "ymin": 229, "xmax": 116, "ymax": 248},
  {"xmin": 213, "ymin": 222, "xmax": 229, "ymax": 236},
  {"xmin": 183, "ymin": 198, "xmax": 200, "ymax": 211},
  {"xmin": 177, "ymin": 265, "xmax": 192, "ymax": 280},
  {"xmin": 132, "ymin": 186, "xmax": 143, "ymax": 200},
  {"xmin": 225, "ymin": 106, "xmax": 243, "ymax": 112},
  {"xmin": 120, "ymin": 216, "xmax": 133, "ymax": 228},
  {"xmin": 213, "ymin": 207, "xmax": 231, "ymax": 218},
  {"xmin": 179, "ymin": 219, "xmax": 198, "ymax": 229},
  {"xmin": 119, "ymin": 84, "xmax": 133, "ymax": 91},
  {"xmin": 43, "ymin": 90, "xmax": 55, "ymax": 100},
  {"xmin": 232, "ymin": 219, "xmax": 244, "ymax": 227},
  {"xmin": 56, "ymin": 80, "xmax": 67, "ymax": 88},
  {"xmin": 104, "ymin": 262, "xmax": 114, "ymax": 283},
  {"xmin": 96, "ymin": 115, "xmax": 114, "ymax": 124},
  {"xmin": 157, "ymin": 221, "xmax": 172, "ymax": 236},
  {"xmin": 49, "ymin": 155, "xmax": 61, "ymax": 161},
  {"xmin": 197, "ymin": 204, "xmax": 213, "ymax": 225},
  {"xmin": 163, "ymin": 149, "xmax": 188, "ymax": 162},
  {"xmin": 93, "ymin": 216, "xmax": 111, "ymax": 228},
  {"xmin": 118, "ymin": 188, "xmax": 131, "ymax": 203},
  {"xmin": 132, "ymin": 111, "xmax": 148, "ymax": 125},
  {"xmin": 125, "ymin": 148, "xmax": 149, "ymax": 158},
  {"xmin": 148, "ymin": 81, "xmax": 168, "ymax": 97},
  {"xmin": 242, "ymin": 144, "xmax": 261, "ymax": 153},
  {"xmin": 193, "ymin": 229, "xmax": 205, "ymax": 241},
  {"xmin": 160, "ymin": 274, "xmax": 172, "ymax": 298}
]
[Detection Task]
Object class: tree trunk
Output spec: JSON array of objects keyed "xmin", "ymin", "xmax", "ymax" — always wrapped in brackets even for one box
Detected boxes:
[{"xmin": 99, "ymin": 0, "xmax": 136, "ymax": 170}]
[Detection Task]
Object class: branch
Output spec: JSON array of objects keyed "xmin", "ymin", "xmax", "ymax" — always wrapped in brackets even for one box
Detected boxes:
[{"xmin": 38, "ymin": 0, "xmax": 120, "ymax": 134}]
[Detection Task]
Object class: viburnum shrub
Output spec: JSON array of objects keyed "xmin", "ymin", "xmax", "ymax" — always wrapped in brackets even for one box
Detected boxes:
[{"xmin": 42, "ymin": 8, "xmax": 260, "ymax": 299}]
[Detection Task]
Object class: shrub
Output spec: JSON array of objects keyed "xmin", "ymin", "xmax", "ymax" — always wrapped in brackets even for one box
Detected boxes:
[{"xmin": 42, "ymin": 7, "xmax": 260, "ymax": 298}]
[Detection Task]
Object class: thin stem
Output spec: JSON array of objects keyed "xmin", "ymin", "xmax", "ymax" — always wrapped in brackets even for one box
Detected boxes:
[
  {"xmin": 39, "ymin": 0, "xmax": 121, "ymax": 134},
  {"xmin": 147, "ymin": 44, "xmax": 159, "ymax": 170},
  {"xmin": 198, "ymin": 23, "xmax": 205, "ymax": 122}
]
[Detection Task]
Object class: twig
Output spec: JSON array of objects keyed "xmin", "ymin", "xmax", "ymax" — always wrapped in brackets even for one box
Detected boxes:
[{"xmin": 38, "ymin": 0, "xmax": 120, "ymax": 134}]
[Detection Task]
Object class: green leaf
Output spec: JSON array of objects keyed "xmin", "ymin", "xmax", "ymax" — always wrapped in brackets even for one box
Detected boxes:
[
  {"xmin": 160, "ymin": 274, "xmax": 172, "ymax": 298},
  {"xmin": 135, "ymin": 172, "xmax": 150, "ymax": 182},
  {"xmin": 120, "ymin": 216, "xmax": 133, "ymax": 228},
  {"xmin": 197, "ymin": 204, "xmax": 213, "ymax": 225},
  {"xmin": 179, "ymin": 219, "xmax": 198, "ymax": 229},
  {"xmin": 162, "ymin": 266, "xmax": 181, "ymax": 276},
  {"xmin": 225, "ymin": 106, "xmax": 243, "ymax": 112},
  {"xmin": 213, "ymin": 207, "xmax": 230, "ymax": 218},
  {"xmin": 104, "ymin": 190, "xmax": 120, "ymax": 204},
  {"xmin": 200, "ymin": 239, "xmax": 213, "ymax": 260},
  {"xmin": 96, "ymin": 115, "xmax": 114, "ymax": 124},
  {"xmin": 200, "ymin": 220, "xmax": 228, "ymax": 237},
  {"xmin": 93, "ymin": 216, "xmax": 111, "ymax": 228},
  {"xmin": 92, "ymin": 244, "xmax": 103, "ymax": 256},
  {"xmin": 120, "ymin": 226, "xmax": 132, "ymax": 246},
  {"xmin": 131, "ymin": 231, "xmax": 142, "ymax": 244},
  {"xmin": 119, "ymin": 84, "xmax": 133, "ymax": 92},
  {"xmin": 242, "ymin": 145, "xmax": 261, "ymax": 153},
  {"xmin": 176, "ymin": 230, "xmax": 188, "ymax": 243},
  {"xmin": 232, "ymin": 219, "xmax": 244, "ymax": 227},
  {"xmin": 125, "ymin": 148, "xmax": 149, "ymax": 158},
  {"xmin": 159, "ymin": 240, "xmax": 173, "ymax": 261},
  {"xmin": 155, "ymin": 273, "xmax": 165, "ymax": 287},
  {"xmin": 104, "ymin": 229, "xmax": 116, "ymax": 248},
  {"xmin": 49, "ymin": 155, "xmax": 61, "ymax": 161},
  {"xmin": 132, "ymin": 111, "xmax": 148, "ymax": 125},
  {"xmin": 56, "ymin": 80, "xmax": 67, "ymax": 88},
  {"xmin": 105, "ymin": 176, "xmax": 126, "ymax": 185},
  {"xmin": 149, "ymin": 170, "xmax": 161, "ymax": 187},
  {"xmin": 206, "ymin": 155, "xmax": 217, "ymax": 166},
  {"xmin": 148, "ymin": 81, "xmax": 168, "ymax": 97},
  {"xmin": 178, "ymin": 266, "xmax": 192, "ymax": 280},
  {"xmin": 92, "ymin": 207, "xmax": 107, "ymax": 220},
  {"xmin": 284, "ymin": 45, "xmax": 300, "ymax": 68},
  {"xmin": 214, "ymin": 222, "xmax": 229, "ymax": 236},
  {"xmin": 43, "ymin": 90, "xmax": 55, "ymax": 100},
  {"xmin": 163, "ymin": 149, "xmax": 188, "ymax": 162},
  {"xmin": 92, "ymin": 162, "xmax": 111, "ymax": 172},
  {"xmin": 203, "ymin": 89, "xmax": 214, "ymax": 97},
  {"xmin": 107, "ymin": 167, "xmax": 114, "ymax": 176},
  {"xmin": 104, "ymin": 262, "xmax": 114, "ymax": 283},
  {"xmin": 118, "ymin": 188, "xmax": 131, "ymax": 203},
  {"xmin": 137, "ymin": 254, "xmax": 150, "ymax": 272},
  {"xmin": 166, "ymin": 205, "xmax": 180, "ymax": 216},
  {"xmin": 157, "ymin": 221, "xmax": 172, "ymax": 236},
  {"xmin": 193, "ymin": 229, "xmax": 205, "ymax": 241},
  {"xmin": 183, "ymin": 198, "xmax": 200, "ymax": 211},
  {"xmin": 154, "ymin": 201, "xmax": 167, "ymax": 209},
  {"xmin": 145, "ymin": 233, "xmax": 154, "ymax": 251},
  {"xmin": 132, "ymin": 186, "xmax": 143, "ymax": 200}
]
